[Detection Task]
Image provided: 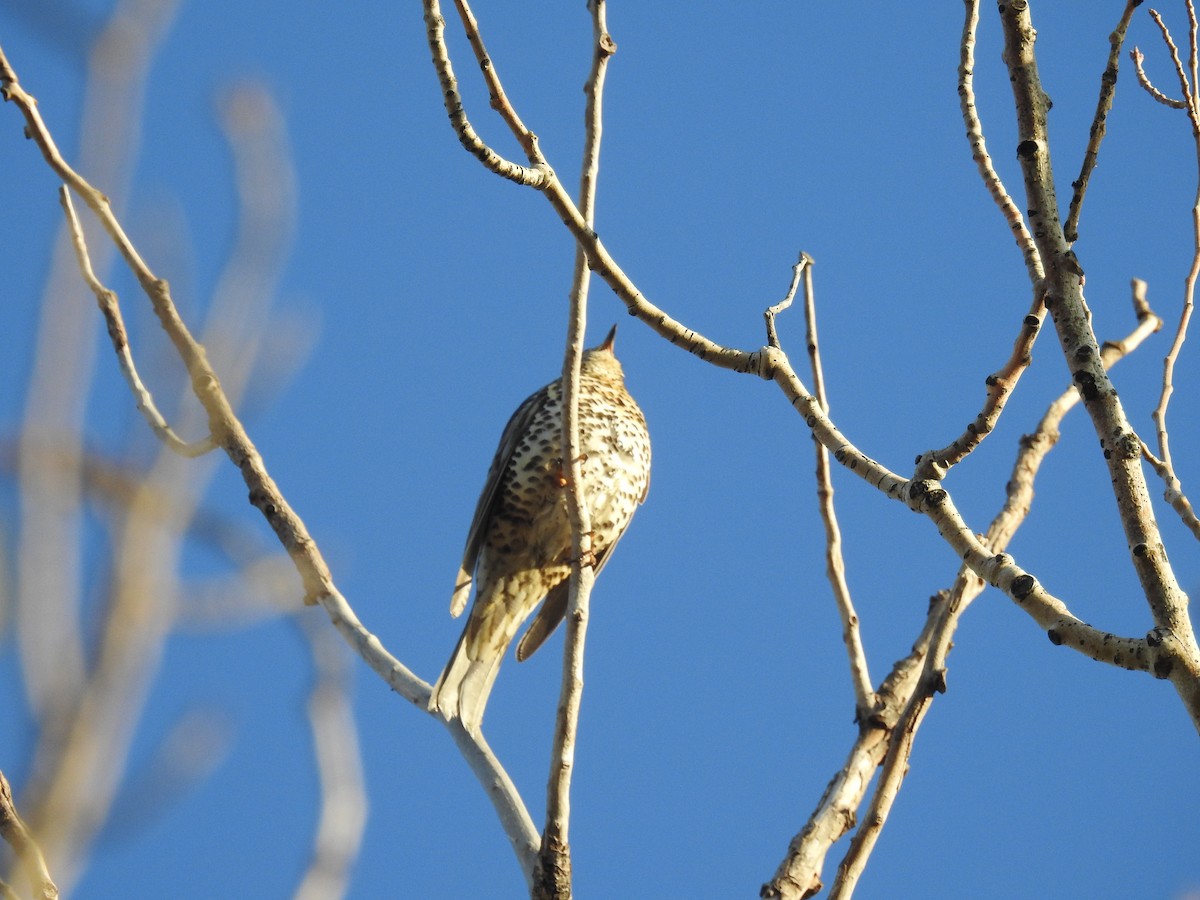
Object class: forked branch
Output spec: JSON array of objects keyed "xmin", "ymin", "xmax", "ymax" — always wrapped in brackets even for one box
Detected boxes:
[
  {"xmin": 998, "ymin": 0, "xmax": 1200, "ymax": 724},
  {"xmin": 766, "ymin": 295, "xmax": 1164, "ymax": 900}
]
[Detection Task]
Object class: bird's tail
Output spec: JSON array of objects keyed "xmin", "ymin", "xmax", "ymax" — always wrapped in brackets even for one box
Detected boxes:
[{"xmin": 428, "ymin": 618, "xmax": 511, "ymax": 732}]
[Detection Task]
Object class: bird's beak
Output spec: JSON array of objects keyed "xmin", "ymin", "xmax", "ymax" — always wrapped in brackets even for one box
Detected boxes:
[{"xmin": 600, "ymin": 324, "xmax": 617, "ymax": 352}]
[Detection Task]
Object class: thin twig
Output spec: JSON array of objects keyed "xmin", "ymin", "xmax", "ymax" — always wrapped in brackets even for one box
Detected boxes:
[
  {"xmin": 294, "ymin": 617, "xmax": 367, "ymax": 900},
  {"xmin": 448, "ymin": 722, "xmax": 541, "ymax": 881},
  {"xmin": 536, "ymin": 4, "xmax": 617, "ymax": 895},
  {"xmin": 1130, "ymin": 47, "xmax": 1190, "ymax": 107},
  {"xmin": 1126, "ymin": 283, "xmax": 1200, "ymax": 538},
  {"xmin": 1142, "ymin": 11, "xmax": 1200, "ymax": 542},
  {"xmin": 1149, "ymin": 7, "xmax": 1200, "ymax": 129},
  {"xmin": 59, "ymin": 188, "xmax": 216, "ymax": 458},
  {"xmin": 421, "ymin": 0, "xmax": 550, "ymax": 186},
  {"xmin": 913, "ymin": 291, "xmax": 1045, "ymax": 480},
  {"xmin": 1141, "ymin": 448, "xmax": 1200, "ymax": 537},
  {"xmin": 449, "ymin": 0, "xmax": 548, "ymax": 167},
  {"xmin": 958, "ymin": 0, "xmax": 1043, "ymax": 283},
  {"xmin": 1189, "ymin": 0, "xmax": 1200, "ymax": 112},
  {"xmin": 0, "ymin": 771, "xmax": 58, "ymax": 900},
  {"xmin": 793, "ymin": 256, "xmax": 874, "ymax": 714},
  {"xmin": 914, "ymin": 0, "xmax": 1049, "ymax": 481},
  {"xmin": 763, "ymin": 255, "xmax": 805, "ymax": 350},
  {"xmin": 1064, "ymin": 0, "xmax": 1141, "ymax": 243}
]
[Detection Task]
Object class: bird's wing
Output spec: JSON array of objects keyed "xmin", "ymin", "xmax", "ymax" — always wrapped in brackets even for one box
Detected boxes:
[
  {"xmin": 450, "ymin": 385, "xmax": 551, "ymax": 617},
  {"xmin": 514, "ymin": 524, "xmax": 630, "ymax": 662},
  {"xmin": 514, "ymin": 580, "xmax": 569, "ymax": 662}
]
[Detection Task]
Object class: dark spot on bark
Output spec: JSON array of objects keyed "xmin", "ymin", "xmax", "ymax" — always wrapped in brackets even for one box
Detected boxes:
[{"xmin": 1011, "ymin": 573, "xmax": 1036, "ymax": 599}]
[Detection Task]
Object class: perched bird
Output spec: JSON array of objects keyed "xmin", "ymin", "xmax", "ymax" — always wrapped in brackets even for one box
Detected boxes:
[{"xmin": 430, "ymin": 325, "xmax": 651, "ymax": 731}]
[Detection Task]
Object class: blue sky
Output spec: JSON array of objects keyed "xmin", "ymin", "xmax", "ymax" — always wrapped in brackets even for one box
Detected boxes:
[{"xmin": 1, "ymin": 2, "xmax": 1199, "ymax": 898}]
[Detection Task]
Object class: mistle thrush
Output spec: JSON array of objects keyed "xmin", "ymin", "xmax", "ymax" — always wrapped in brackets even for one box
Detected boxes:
[{"xmin": 430, "ymin": 325, "xmax": 651, "ymax": 730}]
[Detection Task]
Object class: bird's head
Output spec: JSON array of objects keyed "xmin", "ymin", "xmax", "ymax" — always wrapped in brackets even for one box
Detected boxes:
[{"xmin": 581, "ymin": 324, "xmax": 625, "ymax": 380}]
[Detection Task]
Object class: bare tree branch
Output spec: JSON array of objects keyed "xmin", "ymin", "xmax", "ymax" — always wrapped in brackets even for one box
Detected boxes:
[
  {"xmin": 448, "ymin": 721, "xmax": 541, "ymax": 882},
  {"xmin": 1065, "ymin": 0, "xmax": 1141, "ymax": 242},
  {"xmin": 421, "ymin": 0, "xmax": 550, "ymax": 186},
  {"xmin": 997, "ymin": 0, "xmax": 1200, "ymax": 725},
  {"xmin": 0, "ymin": 40, "xmax": 426, "ymax": 688},
  {"xmin": 913, "ymin": 294, "xmax": 1045, "ymax": 480},
  {"xmin": 0, "ymin": 772, "xmax": 57, "ymax": 900},
  {"xmin": 1136, "ymin": 10, "xmax": 1200, "ymax": 542},
  {"xmin": 763, "ymin": 255, "xmax": 804, "ymax": 351},
  {"xmin": 59, "ymin": 188, "xmax": 217, "ymax": 458},
  {"xmin": 787, "ymin": 256, "xmax": 874, "ymax": 714},
  {"xmin": 957, "ymin": 0, "xmax": 1043, "ymax": 281},
  {"xmin": 12, "ymin": 0, "xmax": 178, "ymax": 752},
  {"xmin": 765, "ymin": 293, "xmax": 1164, "ymax": 900},
  {"xmin": 915, "ymin": 0, "xmax": 1048, "ymax": 481},
  {"xmin": 1131, "ymin": 45, "xmax": 1190, "ymax": 107},
  {"xmin": 294, "ymin": 618, "xmax": 367, "ymax": 900},
  {"xmin": 535, "ymin": 2, "xmax": 618, "ymax": 896}
]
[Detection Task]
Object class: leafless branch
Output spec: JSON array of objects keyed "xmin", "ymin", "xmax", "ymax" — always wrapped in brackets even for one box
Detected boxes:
[
  {"xmin": 1131, "ymin": 46, "xmax": 1190, "ymax": 107},
  {"xmin": 914, "ymin": 0, "xmax": 1048, "ymax": 481},
  {"xmin": 1065, "ymin": 0, "xmax": 1141, "ymax": 242},
  {"xmin": 536, "ymin": 4, "xmax": 618, "ymax": 895},
  {"xmin": 294, "ymin": 618, "xmax": 367, "ymax": 900},
  {"xmin": 957, "ymin": 0, "xmax": 1043, "ymax": 282},
  {"xmin": 12, "ymin": 0, "xmax": 178, "ymax": 756},
  {"xmin": 59, "ymin": 188, "xmax": 217, "ymax": 458},
  {"xmin": 421, "ymin": 0, "xmax": 550, "ymax": 186},
  {"xmin": 0, "ymin": 36, "xmax": 549, "ymax": 890},
  {"xmin": 448, "ymin": 721, "xmax": 541, "ymax": 883},
  {"xmin": 0, "ymin": 39, "xmax": 426, "ymax": 688},
  {"xmin": 766, "ymin": 296, "xmax": 1164, "ymax": 900},
  {"xmin": 763, "ymin": 254, "xmax": 805, "ymax": 350},
  {"xmin": 0, "ymin": 771, "xmax": 58, "ymax": 900},
  {"xmin": 998, "ymin": 0, "xmax": 1200, "ymax": 726},
  {"xmin": 791, "ymin": 256, "xmax": 874, "ymax": 714},
  {"xmin": 913, "ymin": 293, "xmax": 1045, "ymax": 480},
  {"xmin": 1148, "ymin": 6, "xmax": 1200, "ymax": 126},
  {"xmin": 1136, "ymin": 10, "xmax": 1200, "ymax": 543}
]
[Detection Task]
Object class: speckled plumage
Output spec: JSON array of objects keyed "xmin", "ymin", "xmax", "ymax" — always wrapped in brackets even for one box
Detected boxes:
[{"xmin": 430, "ymin": 327, "xmax": 650, "ymax": 730}]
